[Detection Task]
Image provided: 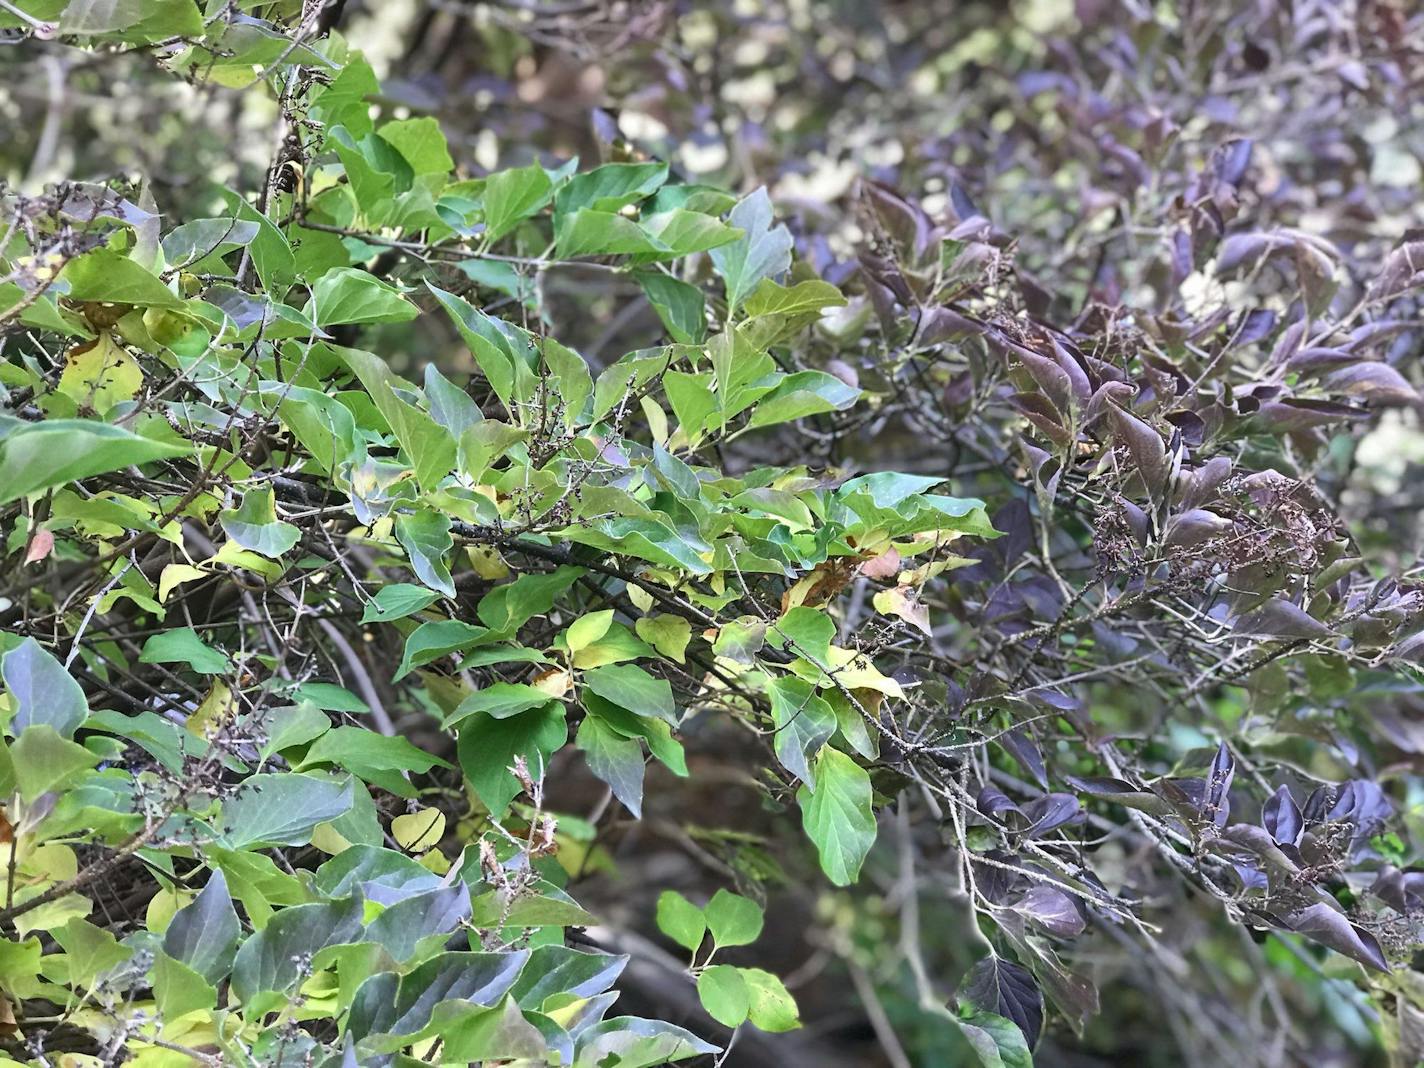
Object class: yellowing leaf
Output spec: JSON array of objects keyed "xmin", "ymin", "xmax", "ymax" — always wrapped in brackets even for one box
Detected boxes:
[
  {"xmin": 158, "ymin": 563, "xmax": 208, "ymax": 603},
  {"xmin": 532, "ymin": 667, "xmax": 574, "ymax": 698},
  {"xmin": 57, "ymin": 332, "xmax": 142, "ymax": 414},
  {"xmin": 145, "ymin": 886, "xmax": 190, "ymax": 935},
  {"xmin": 899, "ymin": 554, "xmax": 976, "ymax": 587},
  {"xmin": 872, "ymin": 586, "xmax": 932, "ymax": 636},
  {"xmin": 22, "ymin": 529, "xmax": 54, "ymax": 566},
  {"xmin": 858, "ymin": 546, "xmax": 901, "ymax": 580},
  {"xmin": 466, "ymin": 545, "xmax": 510, "ymax": 580},
  {"xmin": 824, "ymin": 647, "xmax": 903, "ymax": 698},
  {"xmin": 187, "ymin": 681, "xmax": 235, "ymax": 738},
  {"xmin": 635, "ymin": 614, "xmax": 691, "ymax": 663},
  {"xmin": 207, "ymin": 540, "xmax": 284, "ymax": 581},
  {"xmin": 640, "ymin": 395, "xmax": 669, "ymax": 446},
  {"xmin": 309, "ymin": 822, "xmax": 352, "ymax": 855},
  {"xmin": 392, "ymin": 808, "xmax": 447, "ymax": 852},
  {"xmin": 567, "ymin": 610, "xmax": 615, "ymax": 654},
  {"xmin": 417, "ymin": 848, "xmax": 451, "ymax": 874}
]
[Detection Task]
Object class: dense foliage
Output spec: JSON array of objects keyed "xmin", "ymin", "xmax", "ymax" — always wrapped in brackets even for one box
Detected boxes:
[{"xmin": 2, "ymin": 1, "xmax": 1424, "ymax": 1066}]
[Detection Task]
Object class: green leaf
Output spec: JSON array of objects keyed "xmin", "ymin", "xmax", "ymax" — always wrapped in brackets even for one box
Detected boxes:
[
  {"xmin": 655, "ymin": 890, "xmax": 705, "ymax": 954},
  {"xmin": 440, "ymin": 994, "xmax": 549, "ymax": 1062},
  {"xmin": 162, "ymin": 870, "xmax": 240, "ymax": 985},
  {"xmin": 139, "ymin": 627, "xmax": 229, "ymax": 675},
  {"xmin": 555, "ymin": 162, "xmax": 669, "ymax": 219},
  {"xmin": 541, "ymin": 338, "xmax": 593, "ymax": 428},
  {"xmin": 341, "ymin": 347, "xmax": 456, "ymax": 491},
  {"xmin": 797, "ymin": 747, "xmax": 876, "ymax": 886},
  {"xmin": 54, "ymin": 917, "xmax": 132, "ymax": 987},
  {"xmin": 957, "ymin": 1010, "xmax": 1035, "ymax": 1068},
  {"xmin": 161, "ymin": 217, "xmax": 259, "ymax": 265},
  {"xmin": 572, "ymin": 1017, "xmax": 719, "ymax": 1067},
  {"xmin": 697, "ymin": 964, "xmax": 750, "ymax": 1028},
  {"xmin": 744, "ymin": 278, "xmax": 846, "ymax": 318},
  {"xmin": 559, "ymin": 517, "xmax": 713, "ymax": 575},
  {"xmin": 229, "ymin": 893, "xmax": 365, "ymax": 1006},
  {"xmin": 59, "ymin": 248, "xmax": 184, "ymax": 309},
  {"xmin": 767, "ymin": 676, "xmax": 836, "ymax": 787},
  {"xmin": 712, "ymin": 617, "xmax": 767, "ymax": 665},
  {"xmin": 770, "ymin": 607, "xmax": 835, "ymax": 666},
  {"xmin": 361, "ymin": 583, "xmax": 438, "ymax": 624},
  {"xmin": 219, "ymin": 485, "xmax": 300, "ymax": 557},
  {"xmin": 477, "ymin": 565, "xmax": 584, "ymax": 634},
  {"xmin": 269, "ymin": 382, "xmax": 358, "ymax": 474},
  {"xmin": 705, "ymin": 889, "xmax": 763, "ymax": 949},
  {"xmin": 395, "ymin": 619, "xmax": 490, "ymax": 681},
  {"xmin": 742, "ymin": 968, "xmax": 800, "ymax": 1032},
  {"xmin": 639, "ymin": 210, "xmax": 742, "ymax": 256},
  {"xmin": 152, "ymin": 953, "xmax": 217, "ymax": 1020},
  {"xmin": 483, "ymin": 163, "xmax": 554, "ymax": 241},
  {"xmin": 457, "ymin": 703, "xmax": 567, "ymax": 815},
  {"xmin": 710, "ymin": 188, "xmax": 792, "ymax": 312},
  {"xmin": 222, "ymin": 191, "xmax": 296, "ymax": 294},
  {"xmin": 363, "ymin": 883, "xmax": 471, "ymax": 963},
  {"xmin": 346, "ymin": 951, "xmax": 531, "ymax": 1043},
  {"xmin": 59, "ymin": 0, "xmax": 202, "ymax": 38},
  {"xmin": 394, "ymin": 507, "xmax": 455, "ymax": 598},
  {"xmin": 577, "ymin": 713, "xmax": 646, "ymax": 817},
  {"xmin": 582, "ymin": 664, "xmax": 676, "ymax": 724},
  {"xmin": 837, "ymin": 471, "xmax": 944, "ymax": 507},
  {"xmin": 218, "ymin": 773, "xmax": 355, "ymax": 849},
  {"xmin": 0, "ymin": 420, "xmax": 189, "ymax": 507},
  {"xmin": 311, "ymin": 267, "xmax": 419, "ymax": 326},
  {"xmin": 557, "ymin": 210, "xmax": 667, "ymax": 257},
  {"xmin": 312, "ymin": 55, "xmax": 379, "ymax": 135},
  {"xmin": 508, "ymin": 944, "xmax": 627, "ymax": 1008},
  {"xmin": 11, "ymin": 725, "xmax": 99, "ymax": 804},
  {"xmin": 298, "ymin": 726, "xmax": 449, "ymax": 797},
  {"xmin": 585, "ymin": 693, "xmax": 687, "ymax": 777},
  {"xmin": 3, "ymin": 637, "xmax": 86, "ymax": 738},
  {"xmin": 424, "ymin": 364, "xmax": 483, "ymax": 435},
  {"xmin": 637, "ymin": 273, "xmax": 706, "ymax": 344},
  {"xmin": 447, "ymin": 683, "xmax": 554, "ymax": 725},
  {"xmin": 428, "ymin": 284, "xmax": 529, "ymax": 409},
  {"xmin": 744, "ymin": 370, "xmax": 860, "ymax": 430},
  {"xmin": 377, "ymin": 116, "xmax": 454, "ymax": 176}
]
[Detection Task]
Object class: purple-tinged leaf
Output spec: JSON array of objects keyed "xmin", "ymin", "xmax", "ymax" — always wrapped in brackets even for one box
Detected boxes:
[
  {"xmin": 1282, "ymin": 902, "xmax": 1390, "ymax": 973},
  {"xmin": 1262, "ymin": 784, "xmax": 1303, "ymax": 846},
  {"xmin": 960, "ymin": 956, "xmax": 1044, "ymax": 1049},
  {"xmin": 1234, "ymin": 598, "xmax": 1334, "ymax": 640},
  {"xmin": 1231, "ymin": 308, "xmax": 1277, "ymax": 347},
  {"xmin": 1012, "ymin": 886, "xmax": 1086, "ymax": 938},
  {"xmin": 1216, "ymin": 232, "xmax": 1275, "ymax": 274},
  {"xmin": 1022, "ymin": 793, "xmax": 1081, "ymax": 838},
  {"xmin": 1066, "ymin": 776, "xmax": 1171, "ymax": 817},
  {"xmin": 999, "ymin": 730, "xmax": 1049, "ymax": 791},
  {"xmin": 1213, "ymin": 138, "xmax": 1254, "ymax": 187},
  {"xmin": 1108, "ymin": 404, "xmax": 1170, "ymax": 496},
  {"xmin": 1322, "ymin": 362, "xmax": 1419, "ymax": 406},
  {"xmin": 1203, "ymin": 742, "xmax": 1234, "ymax": 828},
  {"xmin": 1163, "ymin": 508, "xmax": 1233, "ymax": 548},
  {"xmin": 1371, "ymin": 866, "xmax": 1424, "ymax": 913},
  {"xmin": 977, "ymin": 785, "xmax": 1025, "ymax": 828}
]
